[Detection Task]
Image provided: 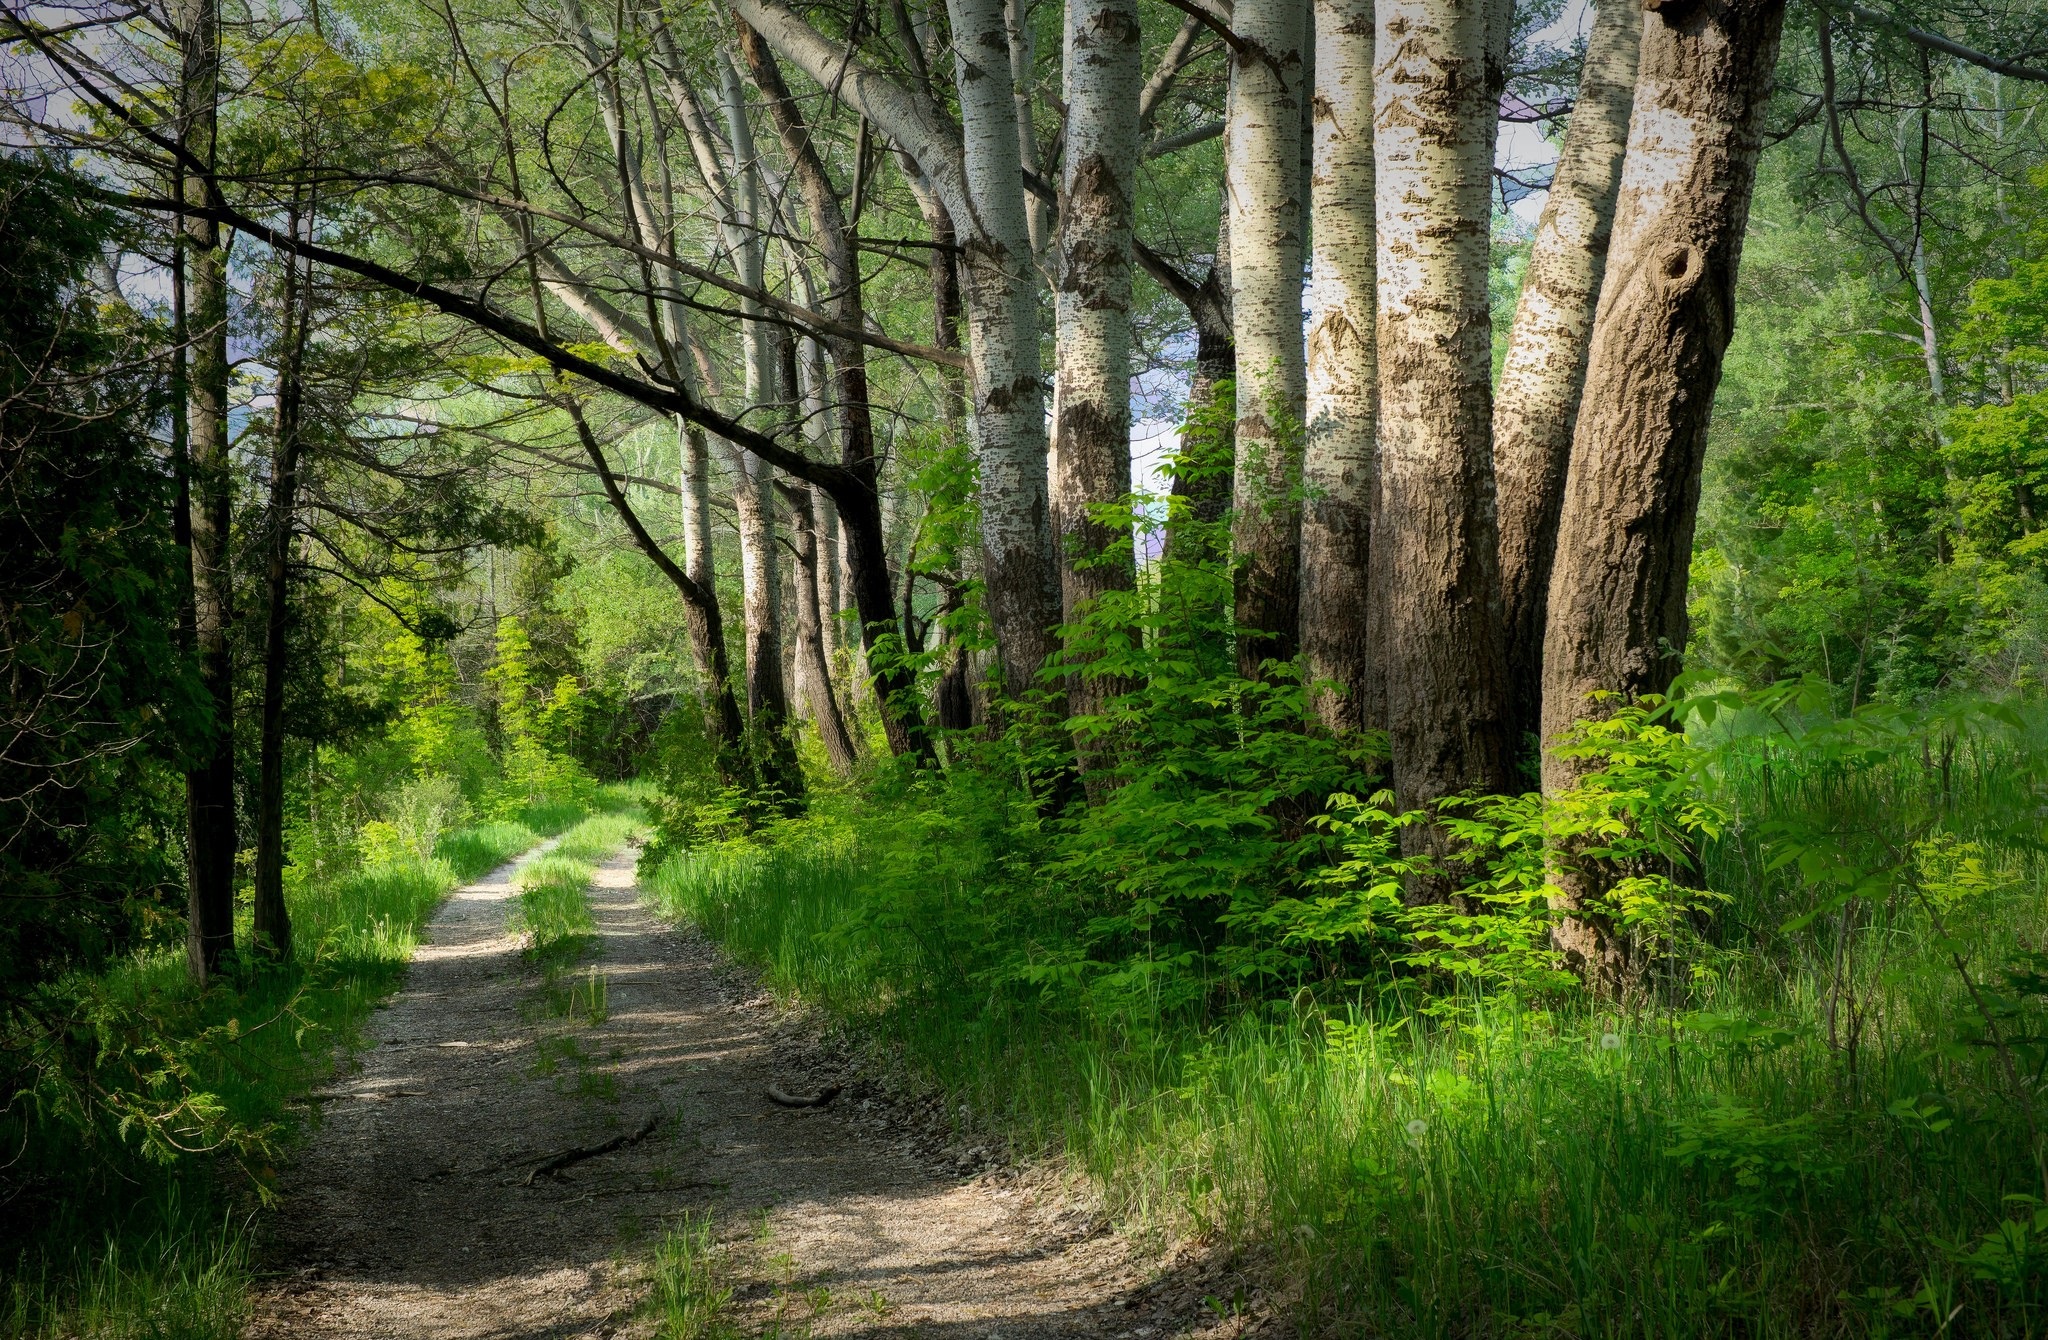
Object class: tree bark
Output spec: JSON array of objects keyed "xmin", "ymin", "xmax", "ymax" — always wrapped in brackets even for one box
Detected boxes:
[
  {"xmin": 1052, "ymin": 0, "xmax": 1143, "ymax": 741},
  {"xmin": 1300, "ymin": 0, "xmax": 1375, "ymax": 731},
  {"xmin": 1226, "ymin": 0, "xmax": 1309, "ymax": 675},
  {"xmin": 178, "ymin": 0, "xmax": 235, "ymax": 983},
  {"xmin": 734, "ymin": 17, "xmax": 932, "ymax": 759},
  {"xmin": 253, "ymin": 236, "xmax": 309, "ymax": 964},
  {"xmin": 782, "ymin": 482, "xmax": 861, "ymax": 774},
  {"xmin": 947, "ymin": 0, "xmax": 1061, "ymax": 698},
  {"xmin": 718, "ymin": 52, "xmax": 804, "ymax": 803},
  {"xmin": 1494, "ymin": 0, "xmax": 1640, "ymax": 757},
  {"xmin": 1540, "ymin": 0, "xmax": 1789, "ymax": 990},
  {"xmin": 1375, "ymin": 0, "xmax": 1515, "ymax": 850}
]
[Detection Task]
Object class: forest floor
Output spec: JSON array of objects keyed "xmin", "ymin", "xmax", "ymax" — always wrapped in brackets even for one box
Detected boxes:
[{"xmin": 243, "ymin": 841, "xmax": 1268, "ymax": 1339}]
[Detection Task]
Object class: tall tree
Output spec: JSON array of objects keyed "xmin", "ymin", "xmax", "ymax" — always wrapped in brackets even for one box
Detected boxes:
[
  {"xmin": 1300, "ymin": 0, "xmax": 1376, "ymax": 731},
  {"xmin": 1226, "ymin": 0, "xmax": 1309, "ymax": 674},
  {"xmin": 1052, "ymin": 0, "xmax": 1143, "ymax": 734},
  {"xmin": 176, "ymin": 0, "xmax": 235, "ymax": 982},
  {"xmin": 1540, "ymin": 0, "xmax": 1790, "ymax": 989},
  {"xmin": 947, "ymin": 0, "xmax": 1062, "ymax": 698},
  {"xmin": 251, "ymin": 213, "xmax": 310, "ymax": 963},
  {"xmin": 1493, "ymin": 0, "xmax": 1640, "ymax": 758},
  {"xmin": 1374, "ymin": 0, "xmax": 1515, "ymax": 849}
]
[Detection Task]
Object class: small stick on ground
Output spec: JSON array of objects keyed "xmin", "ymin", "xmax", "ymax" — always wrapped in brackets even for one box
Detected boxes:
[
  {"xmin": 766, "ymin": 1083, "xmax": 842, "ymax": 1108},
  {"xmin": 524, "ymin": 1111, "xmax": 661, "ymax": 1185}
]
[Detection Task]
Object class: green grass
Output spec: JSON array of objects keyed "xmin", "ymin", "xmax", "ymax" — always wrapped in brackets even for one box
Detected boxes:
[
  {"xmin": 644, "ymin": 1211, "xmax": 736, "ymax": 1339},
  {"xmin": 513, "ymin": 810, "xmax": 644, "ymax": 962},
  {"xmin": 1, "ymin": 810, "xmax": 565, "ymax": 1339},
  {"xmin": 644, "ymin": 745, "xmax": 2048, "ymax": 1337}
]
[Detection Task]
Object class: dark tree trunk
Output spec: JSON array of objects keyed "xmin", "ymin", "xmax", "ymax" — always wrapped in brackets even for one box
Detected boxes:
[
  {"xmin": 1540, "ymin": 0, "xmax": 1789, "ymax": 992},
  {"xmin": 252, "ymin": 234, "xmax": 310, "ymax": 963},
  {"xmin": 179, "ymin": 0, "xmax": 235, "ymax": 983}
]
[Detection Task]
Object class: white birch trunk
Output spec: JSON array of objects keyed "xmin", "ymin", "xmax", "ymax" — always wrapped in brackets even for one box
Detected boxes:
[
  {"xmin": 1053, "ymin": 0, "xmax": 1143, "ymax": 732},
  {"xmin": 1225, "ymin": 0, "xmax": 1309, "ymax": 673},
  {"xmin": 1300, "ymin": 0, "xmax": 1375, "ymax": 731},
  {"xmin": 1493, "ymin": 0, "xmax": 1640, "ymax": 751},
  {"xmin": 948, "ymin": 0, "xmax": 1060, "ymax": 697},
  {"xmin": 1375, "ymin": 0, "xmax": 1515, "ymax": 832}
]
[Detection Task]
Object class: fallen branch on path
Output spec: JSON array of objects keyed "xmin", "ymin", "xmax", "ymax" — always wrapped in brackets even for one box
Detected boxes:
[
  {"xmin": 523, "ymin": 1111, "xmax": 662, "ymax": 1185},
  {"xmin": 765, "ymin": 1083, "xmax": 842, "ymax": 1108}
]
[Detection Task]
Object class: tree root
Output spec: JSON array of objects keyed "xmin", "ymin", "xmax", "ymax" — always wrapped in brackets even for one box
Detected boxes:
[{"xmin": 524, "ymin": 1111, "xmax": 661, "ymax": 1185}]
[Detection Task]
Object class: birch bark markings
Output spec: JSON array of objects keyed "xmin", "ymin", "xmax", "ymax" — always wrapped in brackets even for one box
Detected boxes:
[
  {"xmin": 947, "ymin": 0, "xmax": 1061, "ymax": 697},
  {"xmin": 1374, "ymin": 0, "xmax": 1515, "ymax": 828},
  {"xmin": 1493, "ymin": 0, "xmax": 1639, "ymax": 754},
  {"xmin": 1540, "ymin": 0, "xmax": 1788, "ymax": 989},
  {"xmin": 1226, "ymin": 0, "xmax": 1309, "ymax": 675},
  {"xmin": 1053, "ymin": 0, "xmax": 1142, "ymax": 721},
  {"xmin": 1300, "ymin": 0, "xmax": 1375, "ymax": 731}
]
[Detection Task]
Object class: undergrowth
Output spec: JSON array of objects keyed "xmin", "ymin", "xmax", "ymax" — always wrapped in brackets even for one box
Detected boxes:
[{"xmin": 643, "ymin": 695, "xmax": 2048, "ymax": 1337}]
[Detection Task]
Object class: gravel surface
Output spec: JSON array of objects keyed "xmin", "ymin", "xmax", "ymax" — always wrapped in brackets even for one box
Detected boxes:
[{"xmin": 246, "ymin": 842, "xmax": 1273, "ymax": 1340}]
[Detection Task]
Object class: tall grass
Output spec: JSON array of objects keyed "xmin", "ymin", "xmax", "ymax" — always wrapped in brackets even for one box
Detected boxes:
[{"xmin": 644, "ymin": 740, "xmax": 2048, "ymax": 1336}]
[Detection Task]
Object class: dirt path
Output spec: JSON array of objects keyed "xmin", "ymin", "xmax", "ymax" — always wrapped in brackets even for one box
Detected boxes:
[{"xmin": 249, "ymin": 842, "xmax": 1260, "ymax": 1340}]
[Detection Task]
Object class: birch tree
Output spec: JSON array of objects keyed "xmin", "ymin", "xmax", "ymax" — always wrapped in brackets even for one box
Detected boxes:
[
  {"xmin": 1374, "ymin": 0, "xmax": 1514, "ymax": 841},
  {"xmin": 1226, "ymin": 0, "xmax": 1309, "ymax": 674},
  {"xmin": 1299, "ymin": 0, "xmax": 1375, "ymax": 731},
  {"xmin": 1052, "ymin": 0, "xmax": 1143, "ymax": 730},
  {"xmin": 1541, "ymin": 0, "xmax": 1790, "ymax": 989},
  {"xmin": 1493, "ymin": 0, "xmax": 1640, "ymax": 754}
]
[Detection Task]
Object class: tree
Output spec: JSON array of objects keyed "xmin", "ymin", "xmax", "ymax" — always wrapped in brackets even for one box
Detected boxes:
[
  {"xmin": 1374, "ymin": 0, "xmax": 1515, "ymax": 857},
  {"xmin": 1226, "ymin": 0, "xmax": 1309, "ymax": 675},
  {"xmin": 1492, "ymin": 0, "xmax": 1639, "ymax": 757},
  {"xmin": 1300, "ymin": 0, "xmax": 1376, "ymax": 732},
  {"xmin": 174, "ymin": 0, "xmax": 235, "ymax": 983},
  {"xmin": 1541, "ymin": 0, "xmax": 1791, "ymax": 990},
  {"xmin": 1052, "ymin": 0, "xmax": 1143, "ymax": 742}
]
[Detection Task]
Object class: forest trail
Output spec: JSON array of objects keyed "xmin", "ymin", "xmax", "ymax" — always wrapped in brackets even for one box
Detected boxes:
[{"xmin": 247, "ymin": 843, "xmax": 1254, "ymax": 1340}]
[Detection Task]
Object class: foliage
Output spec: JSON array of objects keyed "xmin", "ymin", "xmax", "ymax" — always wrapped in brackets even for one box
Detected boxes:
[{"xmin": 0, "ymin": 158, "xmax": 199, "ymax": 1012}]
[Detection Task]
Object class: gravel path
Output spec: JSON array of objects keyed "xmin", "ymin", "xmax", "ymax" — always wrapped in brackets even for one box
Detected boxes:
[{"xmin": 246, "ymin": 842, "xmax": 1263, "ymax": 1340}]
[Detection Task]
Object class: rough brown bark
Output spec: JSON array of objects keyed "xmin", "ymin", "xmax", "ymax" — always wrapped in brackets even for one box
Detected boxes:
[
  {"xmin": 178, "ymin": 0, "xmax": 235, "ymax": 983},
  {"xmin": 1494, "ymin": 0, "xmax": 1640, "ymax": 757},
  {"xmin": 1540, "ymin": 0, "xmax": 1789, "ymax": 990},
  {"xmin": 1374, "ymin": 0, "xmax": 1515, "ymax": 851}
]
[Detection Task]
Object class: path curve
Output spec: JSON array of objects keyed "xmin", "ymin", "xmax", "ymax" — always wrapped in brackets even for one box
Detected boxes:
[{"xmin": 249, "ymin": 842, "xmax": 1259, "ymax": 1339}]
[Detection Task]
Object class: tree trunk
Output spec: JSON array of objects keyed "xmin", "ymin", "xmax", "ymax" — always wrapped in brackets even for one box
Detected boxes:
[
  {"xmin": 784, "ymin": 483, "xmax": 861, "ymax": 774},
  {"xmin": 253, "ymin": 236, "xmax": 309, "ymax": 964},
  {"xmin": 1300, "ymin": 0, "xmax": 1375, "ymax": 731},
  {"xmin": 1148, "ymin": 206, "xmax": 1233, "ymax": 566},
  {"xmin": 1374, "ymin": 0, "xmax": 1515, "ymax": 853},
  {"xmin": 1052, "ymin": 0, "xmax": 1142, "ymax": 743},
  {"xmin": 1493, "ymin": 0, "xmax": 1640, "ymax": 757},
  {"xmin": 1540, "ymin": 0, "xmax": 1789, "ymax": 990},
  {"xmin": 734, "ymin": 18, "xmax": 932, "ymax": 759},
  {"xmin": 947, "ymin": 0, "xmax": 1061, "ymax": 699},
  {"xmin": 718, "ymin": 52, "xmax": 804, "ymax": 803},
  {"xmin": 178, "ymin": 0, "xmax": 235, "ymax": 983},
  {"xmin": 1226, "ymin": 0, "xmax": 1309, "ymax": 675}
]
